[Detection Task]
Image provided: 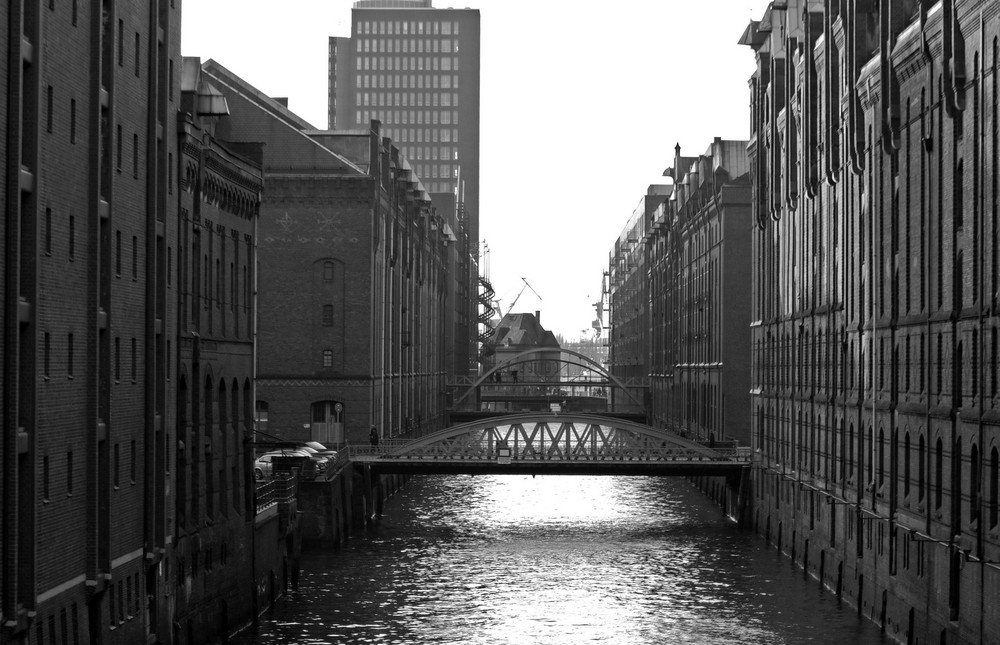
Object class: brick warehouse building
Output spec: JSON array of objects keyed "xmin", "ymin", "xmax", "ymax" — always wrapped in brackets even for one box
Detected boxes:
[
  {"xmin": 607, "ymin": 185, "xmax": 671, "ymax": 413},
  {"xmin": 743, "ymin": 1, "xmax": 1000, "ymax": 641},
  {"xmin": 202, "ymin": 60, "xmax": 457, "ymax": 444},
  {"xmin": 645, "ymin": 140, "xmax": 753, "ymax": 446},
  {"xmin": 172, "ymin": 60, "xmax": 276, "ymax": 645},
  {"xmin": 0, "ymin": 2, "xmax": 298, "ymax": 641},
  {"xmin": 1, "ymin": 0, "xmax": 180, "ymax": 642}
]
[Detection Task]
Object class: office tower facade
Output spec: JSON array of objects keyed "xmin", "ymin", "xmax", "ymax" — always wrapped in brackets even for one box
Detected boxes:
[{"xmin": 329, "ymin": 1, "xmax": 481, "ymax": 375}]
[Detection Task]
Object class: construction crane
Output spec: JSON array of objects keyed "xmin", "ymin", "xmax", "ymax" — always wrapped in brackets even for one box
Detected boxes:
[{"xmin": 504, "ymin": 277, "xmax": 542, "ymax": 316}]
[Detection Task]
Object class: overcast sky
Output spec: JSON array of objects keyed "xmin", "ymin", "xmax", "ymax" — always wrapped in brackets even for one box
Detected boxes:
[{"xmin": 182, "ymin": 1, "xmax": 759, "ymax": 341}]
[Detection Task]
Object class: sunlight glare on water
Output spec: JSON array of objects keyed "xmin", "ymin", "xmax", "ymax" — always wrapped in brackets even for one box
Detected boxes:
[{"xmin": 235, "ymin": 475, "xmax": 886, "ymax": 645}]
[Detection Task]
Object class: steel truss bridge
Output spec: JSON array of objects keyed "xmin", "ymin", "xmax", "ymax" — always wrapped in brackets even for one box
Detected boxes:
[{"xmin": 349, "ymin": 413, "xmax": 751, "ymax": 476}]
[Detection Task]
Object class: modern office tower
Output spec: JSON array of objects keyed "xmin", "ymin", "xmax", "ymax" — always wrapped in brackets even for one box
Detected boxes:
[
  {"xmin": 1, "ymin": 1, "xmax": 180, "ymax": 643},
  {"xmin": 329, "ymin": 0, "xmax": 481, "ymax": 375}
]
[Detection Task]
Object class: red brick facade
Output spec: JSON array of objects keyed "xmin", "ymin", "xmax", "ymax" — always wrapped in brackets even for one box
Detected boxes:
[
  {"xmin": 2, "ymin": 0, "xmax": 180, "ymax": 643},
  {"xmin": 203, "ymin": 61, "xmax": 457, "ymax": 445},
  {"xmin": 744, "ymin": 2, "xmax": 1000, "ymax": 641}
]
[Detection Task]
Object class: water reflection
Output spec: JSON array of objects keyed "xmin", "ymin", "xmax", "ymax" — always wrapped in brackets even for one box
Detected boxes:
[{"xmin": 236, "ymin": 475, "xmax": 885, "ymax": 644}]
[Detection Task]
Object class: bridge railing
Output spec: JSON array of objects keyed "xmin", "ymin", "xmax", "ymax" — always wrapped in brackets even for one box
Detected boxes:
[{"xmin": 346, "ymin": 440, "xmax": 753, "ymax": 464}]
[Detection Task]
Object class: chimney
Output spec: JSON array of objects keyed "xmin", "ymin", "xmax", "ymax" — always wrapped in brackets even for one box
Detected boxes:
[{"xmin": 535, "ymin": 310, "xmax": 540, "ymax": 324}]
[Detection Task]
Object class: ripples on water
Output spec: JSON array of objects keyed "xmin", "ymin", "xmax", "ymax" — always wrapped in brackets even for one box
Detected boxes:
[{"xmin": 235, "ymin": 476, "xmax": 885, "ymax": 645}]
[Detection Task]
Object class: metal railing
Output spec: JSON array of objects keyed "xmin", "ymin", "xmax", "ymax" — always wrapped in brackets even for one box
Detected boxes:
[
  {"xmin": 346, "ymin": 433, "xmax": 752, "ymax": 466},
  {"xmin": 255, "ymin": 473, "xmax": 297, "ymax": 514}
]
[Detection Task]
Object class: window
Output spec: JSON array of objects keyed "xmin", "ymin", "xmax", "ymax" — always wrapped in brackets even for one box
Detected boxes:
[
  {"xmin": 116, "ymin": 125, "xmax": 122, "ymax": 171},
  {"xmin": 971, "ymin": 444, "xmax": 981, "ymax": 524},
  {"xmin": 130, "ymin": 338, "xmax": 136, "ymax": 382},
  {"xmin": 132, "ymin": 133, "xmax": 138, "ymax": 178},
  {"xmin": 115, "ymin": 337, "xmax": 121, "ymax": 381},
  {"xmin": 43, "ymin": 333, "xmax": 50, "ymax": 378},
  {"xmin": 118, "ymin": 19, "xmax": 124, "ymax": 66},
  {"xmin": 113, "ymin": 443, "xmax": 120, "ymax": 488},
  {"xmin": 323, "ymin": 261, "xmax": 335, "ymax": 281},
  {"xmin": 919, "ymin": 434, "xmax": 926, "ymax": 502},
  {"xmin": 935, "ymin": 437, "xmax": 944, "ymax": 509},
  {"xmin": 46, "ymin": 86, "xmax": 53, "ymax": 133},
  {"xmin": 69, "ymin": 99, "xmax": 76, "ymax": 143},
  {"xmin": 322, "ymin": 349, "xmax": 333, "ymax": 367},
  {"xmin": 115, "ymin": 231, "xmax": 121, "ymax": 276},
  {"xmin": 904, "ymin": 433, "xmax": 911, "ymax": 499},
  {"xmin": 990, "ymin": 447, "xmax": 998, "ymax": 528},
  {"xmin": 66, "ymin": 451, "xmax": 73, "ymax": 495},
  {"xmin": 130, "ymin": 439, "xmax": 136, "ymax": 484},
  {"xmin": 68, "ymin": 215, "xmax": 75, "ymax": 260},
  {"xmin": 67, "ymin": 333, "xmax": 73, "ymax": 376},
  {"xmin": 43, "ymin": 456, "xmax": 50, "ymax": 501},
  {"xmin": 322, "ymin": 305, "xmax": 334, "ymax": 326},
  {"xmin": 45, "ymin": 208, "xmax": 52, "ymax": 254},
  {"xmin": 134, "ymin": 32, "xmax": 140, "ymax": 77}
]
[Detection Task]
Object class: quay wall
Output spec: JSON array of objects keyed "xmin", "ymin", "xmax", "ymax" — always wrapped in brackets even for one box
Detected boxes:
[
  {"xmin": 691, "ymin": 467, "xmax": 1000, "ymax": 645},
  {"xmin": 297, "ymin": 463, "xmax": 409, "ymax": 547}
]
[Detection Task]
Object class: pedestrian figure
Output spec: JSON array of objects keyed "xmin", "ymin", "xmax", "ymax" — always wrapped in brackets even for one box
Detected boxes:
[{"xmin": 369, "ymin": 425, "xmax": 379, "ymax": 449}]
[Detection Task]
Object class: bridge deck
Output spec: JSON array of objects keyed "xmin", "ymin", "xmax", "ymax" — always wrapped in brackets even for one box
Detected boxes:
[
  {"xmin": 347, "ymin": 413, "xmax": 750, "ymax": 477},
  {"xmin": 349, "ymin": 452, "xmax": 748, "ymax": 477}
]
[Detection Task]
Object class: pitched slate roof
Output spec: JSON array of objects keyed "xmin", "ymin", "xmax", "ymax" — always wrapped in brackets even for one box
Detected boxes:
[
  {"xmin": 492, "ymin": 313, "xmax": 560, "ymax": 349},
  {"xmin": 202, "ymin": 60, "xmax": 366, "ymax": 176}
]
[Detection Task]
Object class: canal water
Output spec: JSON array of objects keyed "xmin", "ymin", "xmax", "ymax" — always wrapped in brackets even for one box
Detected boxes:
[{"xmin": 235, "ymin": 475, "xmax": 886, "ymax": 644}]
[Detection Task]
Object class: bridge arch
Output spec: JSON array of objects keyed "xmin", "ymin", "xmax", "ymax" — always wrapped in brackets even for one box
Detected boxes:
[{"xmin": 457, "ymin": 348, "xmax": 641, "ymax": 408}]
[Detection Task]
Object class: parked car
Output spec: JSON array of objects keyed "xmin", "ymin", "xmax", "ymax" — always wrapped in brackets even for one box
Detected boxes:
[
  {"xmin": 304, "ymin": 440, "xmax": 339, "ymax": 462},
  {"xmin": 270, "ymin": 442, "xmax": 334, "ymax": 476},
  {"xmin": 254, "ymin": 449, "xmax": 318, "ymax": 481},
  {"xmin": 294, "ymin": 445, "xmax": 333, "ymax": 477}
]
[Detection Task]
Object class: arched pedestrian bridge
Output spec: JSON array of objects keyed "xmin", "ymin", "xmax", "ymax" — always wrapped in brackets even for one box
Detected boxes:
[{"xmin": 349, "ymin": 413, "xmax": 751, "ymax": 477}]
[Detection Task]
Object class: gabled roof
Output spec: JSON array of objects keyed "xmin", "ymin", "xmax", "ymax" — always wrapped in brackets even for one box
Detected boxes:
[
  {"xmin": 492, "ymin": 313, "xmax": 560, "ymax": 349},
  {"xmin": 201, "ymin": 60, "xmax": 366, "ymax": 176}
]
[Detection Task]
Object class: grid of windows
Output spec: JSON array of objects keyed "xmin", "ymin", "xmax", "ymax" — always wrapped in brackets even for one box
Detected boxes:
[{"xmin": 348, "ymin": 16, "xmax": 471, "ymax": 185}]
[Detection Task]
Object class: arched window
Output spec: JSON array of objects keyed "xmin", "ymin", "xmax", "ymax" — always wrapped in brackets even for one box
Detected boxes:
[
  {"xmin": 990, "ymin": 447, "xmax": 998, "ymax": 528},
  {"xmin": 848, "ymin": 423, "xmax": 855, "ymax": 482},
  {"xmin": 955, "ymin": 438, "xmax": 963, "ymax": 528},
  {"xmin": 878, "ymin": 427, "xmax": 885, "ymax": 489},
  {"xmin": 323, "ymin": 261, "xmax": 335, "ymax": 282},
  {"xmin": 232, "ymin": 380, "xmax": 241, "ymax": 513},
  {"xmin": 935, "ymin": 437, "xmax": 944, "ymax": 509},
  {"xmin": 178, "ymin": 375, "xmax": 189, "ymax": 527},
  {"xmin": 205, "ymin": 376, "xmax": 215, "ymax": 520},
  {"xmin": 971, "ymin": 444, "xmax": 980, "ymax": 525},
  {"xmin": 918, "ymin": 433, "xmax": 926, "ymax": 503},
  {"xmin": 218, "ymin": 380, "xmax": 228, "ymax": 518},
  {"xmin": 904, "ymin": 432, "xmax": 911, "ymax": 499}
]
